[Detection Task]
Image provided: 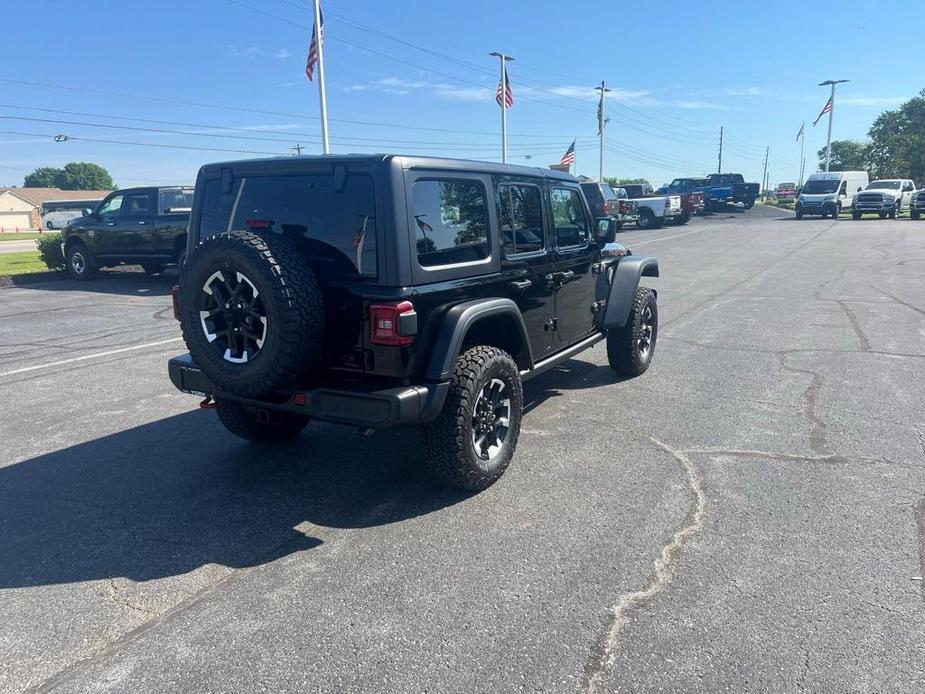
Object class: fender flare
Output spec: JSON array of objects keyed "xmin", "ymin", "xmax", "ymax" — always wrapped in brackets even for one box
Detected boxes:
[
  {"xmin": 602, "ymin": 256, "xmax": 659, "ymax": 329},
  {"xmin": 424, "ymin": 298, "xmax": 533, "ymax": 381}
]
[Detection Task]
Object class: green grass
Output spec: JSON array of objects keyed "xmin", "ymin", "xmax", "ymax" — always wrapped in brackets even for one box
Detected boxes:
[
  {"xmin": 0, "ymin": 232, "xmax": 42, "ymax": 242},
  {"xmin": 0, "ymin": 251, "xmax": 50, "ymax": 276}
]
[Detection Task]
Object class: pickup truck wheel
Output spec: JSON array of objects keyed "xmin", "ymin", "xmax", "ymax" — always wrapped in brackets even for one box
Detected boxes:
[
  {"xmin": 423, "ymin": 346, "xmax": 523, "ymax": 492},
  {"xmin": 65, "ymin": 241, "xmax": 97, "ymax": 280},
  {"xmin": 179, "ymin": 230, "xmax": 324, "ymax": 398},
  {"xmin": 215, "ymin": 400, "xmax": 309, "ymax": 442},
  {"xmin": 636, "ymin": 208, "xmax": 655, "ymax": 230},
  {"xmin": 607, "ymin": 287, "xmax": 657, "ymax": 378},
  {"xmin": 140, "ymin": 262, "xmax": 165, "ymax": 275},
  {"xmin": 912, "ymin": 210, "xmax": 921, "ymax": 220},
  {"xmin": 878, "ymin": 212, "xmax": 888, "ymax": 219},
  {"xmin": 852, "ymin": 210, "xmax": 862, "ymax": 220},
  {"xmin": 676, "ymin": 212, "xmax": 691, "ymax": 225},
  {"xmin": 743, "ymin": 199, "xmax": 755, "ymax": 210}
]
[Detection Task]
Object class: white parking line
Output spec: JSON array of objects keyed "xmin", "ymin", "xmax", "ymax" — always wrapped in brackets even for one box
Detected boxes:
[
  {"xmin": 629, "ymin": 226, "xmax": 708, "ymax": 247},
  {"xmin": 0, "ymin": 337, "xmax": 183, "ymax": 378}
]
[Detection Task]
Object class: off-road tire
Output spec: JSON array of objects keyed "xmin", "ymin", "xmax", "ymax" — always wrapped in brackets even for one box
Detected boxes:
[
  {"xmin": 215, "ymin": 400, "xmax": 309, "ymax": 442},
  {"xmin": 422, "ymin": 346, "xmax": 523, "ymax": 492},
  {"xmin": 179, "ymin": 230, "xmax": 324, "ymax": 397},
  {"xmin": 141, "ymin": 262, "xmax": 165, "ymax": 275},
  {"xmin": 65, "ymin": 240, "xmax": 97, "ymax": 280},
  {"xmin": 607, "ymin": 287, "xmax": 657, "ymax": 378}
]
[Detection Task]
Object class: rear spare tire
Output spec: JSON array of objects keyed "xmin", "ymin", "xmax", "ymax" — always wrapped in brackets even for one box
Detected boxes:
[{"xmin": 179, "ymin": 231, "xmax": 324, "ymax": 397}]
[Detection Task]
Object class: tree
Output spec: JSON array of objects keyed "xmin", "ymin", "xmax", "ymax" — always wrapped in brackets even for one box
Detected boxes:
[
  {"xmin": 24, "ymin": 167, "xmax": 65, "ymax": 188},
  {"xmin": 604, "ymin": 177, "xmax": 650, "ymax": 187},
  {"xmin": 22, "ymin": 162, "xmax": 115, "ymax": 190},
  {"xmin": 816, "ymin": 140, "xmax": 869, "ymax": 173},
  {"xmin": 61, "ymin": 162, "xmax": 114, "ymax": 190},
  {"xmin": 866, "ymin": 91, "xmax": 925, "ymax": 182}
]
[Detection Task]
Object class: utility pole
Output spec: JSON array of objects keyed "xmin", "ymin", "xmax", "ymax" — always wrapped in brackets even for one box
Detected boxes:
[
  {"xmin": 798, "ymin": 121, "xmax": 805, "ymax": 188},
  {"xmin": 490, "ymin": 52, "xmax": 514, "ymax": 163},
  {"xmin": 312, "ymin": 0, "xmax": 330, "ymax": 154},
  {"xmin": 292, "ymin": 143, "xmax": 304, "ymax": 156},
  {"xmin": 761, "ymin": 146, "xmax": 769, "ymax": 200},
  {"xmin": 819, "ymin": 79, "xmax": 849, "ymax": 172},
  {"xmin": 595, "ymin": 81, "xmax": 610, "ymax": 181},
  {"xmin": 717, "ymin": 126, "xmax": 724, "ymax": 174}
]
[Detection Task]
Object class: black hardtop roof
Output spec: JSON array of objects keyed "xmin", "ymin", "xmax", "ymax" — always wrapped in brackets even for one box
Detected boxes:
[{"xmin": 197, "ymin": 154, "xmax": 578, "ymax": 182}]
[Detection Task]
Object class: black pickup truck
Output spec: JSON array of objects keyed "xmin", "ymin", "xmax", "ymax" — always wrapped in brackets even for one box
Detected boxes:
[
  {"xmin": 60, "ymin": 186, "xmax": 193, "ymax": 279},
  {"xmin": 703, "ymin": 173, "xmax": 760, "ymax": 209}
]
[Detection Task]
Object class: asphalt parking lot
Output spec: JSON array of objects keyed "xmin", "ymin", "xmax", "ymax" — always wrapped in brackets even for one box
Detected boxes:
[{"xmin": 1, "ymin": 205, "xmax": 923, "ymax": 693}]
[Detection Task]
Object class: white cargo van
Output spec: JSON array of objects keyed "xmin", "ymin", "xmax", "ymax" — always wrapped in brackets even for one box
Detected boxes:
[{"xmin": 795, "ymin": 171, "xmax": 869, "ymax": 219}]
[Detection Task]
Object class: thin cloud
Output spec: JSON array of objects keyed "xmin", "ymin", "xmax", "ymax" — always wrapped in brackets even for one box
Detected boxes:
[
  {"xmin": 227, "ymin": 45, "xmax": 292, "ymax": 59},
  {"xmin": 673, "ymin": 100, "xmax": 732, "ymax": 110}
]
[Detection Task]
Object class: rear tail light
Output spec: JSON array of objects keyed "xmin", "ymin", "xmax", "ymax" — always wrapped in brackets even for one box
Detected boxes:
[
  {"xmin": 171, "ymin": 285, "xmax": 180, "ymax": 321},
  {"xmin": 619, "ymin": 200, "xmax": 627, "ymax": 214},
  {"xmin": 370, "ymin": 301, "xmax": 416, "ymax": 346}
]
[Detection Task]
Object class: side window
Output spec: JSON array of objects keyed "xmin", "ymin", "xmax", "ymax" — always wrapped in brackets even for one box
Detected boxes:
[
  {"xmin": 550, "ymin": 187, "xmax": 590, "ymax": 248},
  {"xmin": 499, "ymin": 184, "xmax": 544, "ymax": 256},
  {"xmin": 903, "ymin": 181, "xmax": 914, "ymax": 192},
  {"xmin": 97, "ymin": 194, "xmax": 124, "ymax": 219},
  {"xmin": 838, "ymin": 180, "xmax": 847, "ymax": 196},
  {"xmin": 412, "ymin": 179, "xmax": 489, "ymax": 267},
  {"xmin": 123, "ymin": 192, "xmax": 151, "ymax": 217}
]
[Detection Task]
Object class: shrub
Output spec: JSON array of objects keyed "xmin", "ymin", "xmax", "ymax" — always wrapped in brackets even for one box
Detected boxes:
[{"xmin": 37, "ymin": 232, "xmax": 65, "ymax": 271}]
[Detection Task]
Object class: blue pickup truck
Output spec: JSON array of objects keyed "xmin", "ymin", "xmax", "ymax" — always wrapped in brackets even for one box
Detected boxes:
[
  {"xmin": 703, "ymin": 173, "xmax": 760, "ymax": 209},
  {"xmin": 659, "ymin": 177, "xmax": 733, "ymax": 212}
]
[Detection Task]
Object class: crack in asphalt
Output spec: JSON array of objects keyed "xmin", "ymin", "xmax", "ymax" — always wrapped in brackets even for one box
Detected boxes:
[
  {"xmin": 580, "ymin": 438, "xmax": 706, "ymax": 694},
  {"xmin": 777, "ymin": 354, "xmax": 829, "ymax": 456},
  {"xmin": 106, "ymin": 579, "xmax": 156, "ymax": 618},
  {"xmin": 835, "ymin": 300, "xmax": 872, "ymax": 352}
]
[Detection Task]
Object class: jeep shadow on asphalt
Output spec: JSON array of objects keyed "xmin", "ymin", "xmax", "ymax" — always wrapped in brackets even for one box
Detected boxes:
[
  {"xmin": 0, "ymin": 356, "xmax": 612, "ymax": 589},
  {"xmin": 14, "ymin": 269, "xmax": 177, "ymax": 297}
]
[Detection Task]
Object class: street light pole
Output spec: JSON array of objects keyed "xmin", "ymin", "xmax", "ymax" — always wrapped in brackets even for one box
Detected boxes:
[
  {"xmin": 595, "ymin": 81, "xmax": 610, "ymax": 181},
  {"xmin": 312, "ymin": 0, "xmax": 330, "ymax": 154},
  {"xmin": 490, "ymin": 52, "xmax": 514, "ymax": 163},
  {"xmin": 819, "ymin": 79, "xmax": 849, "ymax": 172}
]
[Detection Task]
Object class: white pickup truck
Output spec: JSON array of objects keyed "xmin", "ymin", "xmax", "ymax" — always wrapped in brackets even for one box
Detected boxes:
[
  {"xmin": 619, "ymin": 183, "xmax": 683, "ymax": 230},
  {"xmin": 852, "ymin": 179, "xmax": 918, "ymax": 219}
]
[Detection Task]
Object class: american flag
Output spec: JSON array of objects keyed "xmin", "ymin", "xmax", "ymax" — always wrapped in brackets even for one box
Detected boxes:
[
  {"xmin": 496, "ymin": 65, "xmax": 513, "ymax": 109},
  {"xmin": 414, "ymin": 216, "xmax": 433, "ymax": 235},
  {"xmin": 796, "ymin": 122, "xmax": 805, "ymax": 141},
  {"xmin": 812, "ymin": 97, "xmax": 832, "ymax": 126},
  {"xmin": 560, "ymin": 140, "xmax": 576, "ymax": 167},
  {"xmin": 305, "ymin": 7, "xmax": 323, "ymax": 81}
]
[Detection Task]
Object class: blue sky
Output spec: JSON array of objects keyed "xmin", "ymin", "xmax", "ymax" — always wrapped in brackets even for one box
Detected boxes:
[{"xmin": 0, "ymin": 0, "xmax": 918, "ymax": 189}]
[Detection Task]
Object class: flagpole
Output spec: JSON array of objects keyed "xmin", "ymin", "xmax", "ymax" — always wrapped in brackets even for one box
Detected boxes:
[
  {"xmin": 490, "ymin": 52, "xmax": 513, "ymax": 164},
  {"xmin": 819, "ymin": 79, "xmax": 848, "ymax": 173},
  {"xmin": 596, "ymin": 81, "xmax": 610, "ymax": 181},
  {"xmin": 799, "ymin": 121, "xmax": 805, "ymax": 186},
  {"xmin": 312, "ymin": 0, "xmax": 329, "ymax": 154}
]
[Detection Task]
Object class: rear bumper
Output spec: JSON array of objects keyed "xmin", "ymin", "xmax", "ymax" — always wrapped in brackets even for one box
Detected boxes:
[{"xmin": 168, "ymin": 354, "xmax": 449, "ymax": 429}]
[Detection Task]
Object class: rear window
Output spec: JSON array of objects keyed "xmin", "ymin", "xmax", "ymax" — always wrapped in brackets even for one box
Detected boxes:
[
  {"xmin": 412, "ymin": 179, "xmax": 489, "ymax": 267},
  {"xmin": 159, "ymin": 188, "xmax": 193, "ymax": 215},
  {"xmin": 198, "ymin": 173, "xmax": 377, "ymax": 277},
  {"xmin": 601, "ymin": 185, "xmax": 619, "ymax": 201}
]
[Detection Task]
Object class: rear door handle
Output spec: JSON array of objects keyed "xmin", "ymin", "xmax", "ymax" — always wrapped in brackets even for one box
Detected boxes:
[
  {"xmin": 510, "ymin": 279, "xmax": 532, "ymax": 292},
  {"xmin": 555, "ymin": 270, "xmax": 575, "ymax": 283},
  {"xmin": 137, "ymin": 220, "xmax": 147, "ymax": 225}
]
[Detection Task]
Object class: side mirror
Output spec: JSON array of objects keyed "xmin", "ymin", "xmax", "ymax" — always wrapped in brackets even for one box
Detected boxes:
[
  {"xmin": 857, "ymin": 187, "xmax": 862, "ymax": 192},
  {"xmin": 596, "ymin": 217, "xmax": 618, "ymax": 243}
]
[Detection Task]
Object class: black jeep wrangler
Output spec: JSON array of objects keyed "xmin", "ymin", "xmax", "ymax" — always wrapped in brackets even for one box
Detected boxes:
[{"xmin": 169, "ymin": 155, "xmax": 659, "ymax": 491}]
